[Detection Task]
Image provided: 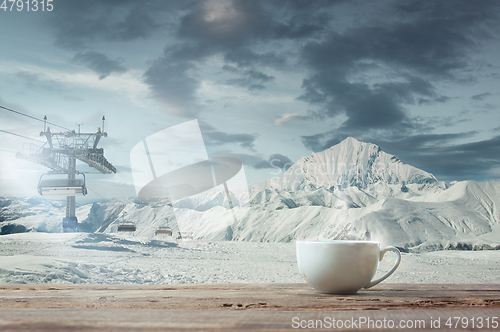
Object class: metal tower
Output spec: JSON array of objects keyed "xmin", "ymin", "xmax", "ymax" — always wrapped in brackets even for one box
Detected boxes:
[{"xmin": 16, "ymin": 116, "xmax": 116, "ymax": 232}]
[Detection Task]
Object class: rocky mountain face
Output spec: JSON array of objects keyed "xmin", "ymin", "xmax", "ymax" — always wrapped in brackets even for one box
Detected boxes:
[{"xmin": 268, "ymin": 137, "xmax": 437, "ymax": 191}]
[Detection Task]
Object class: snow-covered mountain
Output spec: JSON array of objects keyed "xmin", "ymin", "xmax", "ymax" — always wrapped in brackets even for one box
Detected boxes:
[
  {"xmin": 240, "ymin": 180, "xmax": 500, "ymax": 251},
  {"xmin": 0, "ymin": 196, "xmax": 178, "ymax": 237},
  {"xmin": 2, "ymin": 137, "xmax": 499, "ymax": 252},
  {"xmin": 268, "ymin": 137, "xmax": 437, "ymax": 191}
]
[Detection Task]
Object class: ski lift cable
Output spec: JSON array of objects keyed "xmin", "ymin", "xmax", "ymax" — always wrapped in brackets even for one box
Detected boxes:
[
  {"xmin": 0, "ymin": 149, "xmax": 17, "ymax": 154},
  {"xmin": 0, "ymin": 129, "xmax": 45, "ymax": 143},
  {"xmin": 87, "ymin": 185, "xmax": 132, "ymax": 205},
  {"xmin": 86, "ymin": 185, "xmax": 130, "ymax": 205},
  {"xmin": 86, "ymin": 185, "xmax": 107, "ymax": 200},
  {"xmin": 0, "ymin": 104, "xmax": 72, "ymax": 131}
]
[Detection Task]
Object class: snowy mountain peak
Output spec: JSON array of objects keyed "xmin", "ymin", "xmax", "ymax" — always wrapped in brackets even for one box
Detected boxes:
[
  {"xmin": 269, "ymin": 137, "xmax": 437, "ymax": 191},
  {"xmin": 330, "ymin": 136, "xmax": 378, "ymax": 153}
]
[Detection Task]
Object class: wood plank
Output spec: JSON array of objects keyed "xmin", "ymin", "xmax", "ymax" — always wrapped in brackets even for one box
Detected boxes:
[
  {"xmin": 1, "ymin": 283, "xmax": 499, "ymax": 311},
  {"xmin": 1, "ymin": 308, "xmax": 500, "ymax": 331},
  {"xmin": 1, "ymin": 284, "xmax": 500, "ymax": 331}
]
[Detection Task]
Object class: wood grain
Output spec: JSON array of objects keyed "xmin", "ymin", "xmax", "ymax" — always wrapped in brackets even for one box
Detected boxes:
[{"xmin": 0, "ymin": 283, "xmax": 499, "ymax": 331}]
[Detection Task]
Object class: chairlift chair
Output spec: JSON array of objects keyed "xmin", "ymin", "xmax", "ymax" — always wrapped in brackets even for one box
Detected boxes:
[
  {"xmin": 117, "ymin": 221, "xmax": 136, "ymax": 232},
  {"xmin": 38, "ymin": 173, "xmax": 87, "ymax": 196},
  {"xmin": 155, "ymin": 226, "xmax": 172, "ymax": 236},
  {"xmin": 155, "ymin": 218, "xmax": 172, "ymax": 236}
]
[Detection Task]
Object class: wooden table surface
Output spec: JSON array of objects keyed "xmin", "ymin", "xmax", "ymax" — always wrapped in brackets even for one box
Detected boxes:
[{"xmin": 0, "ymin": 283, "xmax": 499, "ymax": 331}]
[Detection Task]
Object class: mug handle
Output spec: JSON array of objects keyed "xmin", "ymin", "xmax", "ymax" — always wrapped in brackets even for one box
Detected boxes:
[{"xmin": 363, "ymin": 246, "xmax": 401, "ymax": 289}]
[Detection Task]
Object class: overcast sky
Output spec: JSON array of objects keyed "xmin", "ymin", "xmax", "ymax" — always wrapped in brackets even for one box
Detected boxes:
[{"xmin": 1, "ymin": 0, "xmax": 499, "ymax": 200}]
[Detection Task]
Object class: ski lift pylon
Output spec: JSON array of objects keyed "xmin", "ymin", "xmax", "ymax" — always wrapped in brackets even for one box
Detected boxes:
[{"xmin": 63, "ymin": 217, "xmax": 78, "ymax": 232}]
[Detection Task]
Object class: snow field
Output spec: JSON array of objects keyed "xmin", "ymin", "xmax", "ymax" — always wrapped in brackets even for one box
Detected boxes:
[{"xmin": 1, "ymin": 232, "xmax": 499, "ymax": 285}]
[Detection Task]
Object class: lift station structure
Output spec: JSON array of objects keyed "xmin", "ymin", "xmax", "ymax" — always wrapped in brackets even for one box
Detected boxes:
[{"xmin": 17, "ymin": 116, "xmax": 116, "ymax": 232}]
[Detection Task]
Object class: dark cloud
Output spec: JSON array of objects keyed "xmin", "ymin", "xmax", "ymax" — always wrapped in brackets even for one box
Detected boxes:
[
  {"xmin": 177, "ymin": 0, "xmax": 262, "ymax": 47},
  {"xmin": 47, "ymin": 0, "xmax": 164, "ymax": 49},
  {"xmin": 39, "ymin": 0, "xmax": 499, "ymax": 183},
  {"xmin": 254, "ymin": 153, "xmax": 293, "ymax": 170},
  {"xmin": 112, "ymin": 6, "xmax": 162, "ymax": 40},
  {"xmin": 142, "ymin": 55, "xmax": 200, "ymax": 116},
  {"xmin": 298, "ymin": 0, "xmax": 500, "ymax": 132},
  {"xmin": 222, "ymin": 65, "xmax": 274, "ymax": 90},
  {"xmin": 301, "ymin": 133, "xmax": 326, "ymax": 152},
  {"xmin": 204, "ymin": 130, "xmax": 256, "ymax": 149},
  {"xmin": 46, "ymin": 0, "xmax": 333, "ymax": 55},
  {"xmin": 198, "ymin": 122, "xmax": 292, "ymax": 170},
  {"xmin": 299, "ymin": 74, "xmax": 439, "ymax": 131},
  {"xmin": 208, "ymin": 150, "xmax": 265, "ymax": 168},
  {"xmin": 72, "ymin": 51, "xmax": 127, "ymax": 79},
  {"xmin": 371, "ymin": 132, "xmax": 478, "ymax": 156},
  {"xmin": 223, "ymin": 48, "xmax": 287, "ymax": 70},
  {"xmin": 199, "ymin": 121, "xmax": 256, "ymax": 149},
  {"xmin": 142, "ymin": 0, "xmax": 343, "ymax": 115},
  {"xmin": 417, "ymin": 95, "xmax": 451, "ymax": 105},
  {"xmin": 254, "ymin": 0, "xmax": 337, "ymax": 41},
  {"xmin": 177, "ymin": 0, "xmax": 332, "ymax": 47},
  {"xmin": 408, "ymin": 135, "xmax": 500, "ymax": 181},
  {"xmin": 142, "ymin": 41, "xmax": 218, "ymax": 116},
  {"xmin": 471, "ymin": 92, "xmax": 492, "ymax": 101},
  {"xmin": 211, "ymin": 150, "xmax": 292, "ymax": 171},
  {"xmin": 412, "ymin": 115, "xmax": 470, "ymax": 129},
  {"xmin": 303, "ymin": 128, "xmax": 479, "ymax": 154}
]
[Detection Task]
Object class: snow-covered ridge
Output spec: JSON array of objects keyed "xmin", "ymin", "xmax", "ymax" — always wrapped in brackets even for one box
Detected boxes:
[
  {"xmin": 268, "ymin": 137, "xmax": 437, "ymax": 191},
  {"xmin": 3, "ymin": 180, "xmax": 500, "ymax": 252},
  {"xmin": 2, "ymin": 137, "xmax": 499, "ymax": 252}
]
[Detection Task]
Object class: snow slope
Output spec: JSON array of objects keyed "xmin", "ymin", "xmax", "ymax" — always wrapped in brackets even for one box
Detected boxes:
[
  {"xmin": 3, "ymin": 182, "xmax": 498, "ymax": 252},
  {"xmin": 2, "ymin": 137, "xmax": 499, "ymax": 252},
  {"xmin": 1, "ymin": 234, "xmax": 500, "ymax": 285},
  {"xmin": 223, "ymin": 180, "xmax": 500, "ymax": 251}
]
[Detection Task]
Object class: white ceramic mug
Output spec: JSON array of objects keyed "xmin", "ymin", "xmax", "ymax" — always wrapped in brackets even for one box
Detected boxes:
[{"xmin": 296, "ymin": 240, "xmax": 401, "ymax": 294}]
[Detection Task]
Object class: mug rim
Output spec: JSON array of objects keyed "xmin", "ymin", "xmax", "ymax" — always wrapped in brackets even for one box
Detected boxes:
[{"xmin": 296, "ymin": 240, "xmax": 380, "ymax": 244}]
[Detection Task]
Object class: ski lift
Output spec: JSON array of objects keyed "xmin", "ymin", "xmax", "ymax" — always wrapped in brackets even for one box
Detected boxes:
[
  {"xmin": 155, "ymin": 226, "xmax": 172, "ymax": 236},
  {"xmin": 117, "ymin": 211, "xmax": 136, "ymax": 232},
  {"xmin": 117, "ymin": 222, "xmax": 136, "ymax": 232},
  {"xmin": 155, "ymin": 218, "xmax": 172, "ymax": 236},
  {"xmin": 38, "ymin": 173, "xmax": 87, "ymax": 196}
]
